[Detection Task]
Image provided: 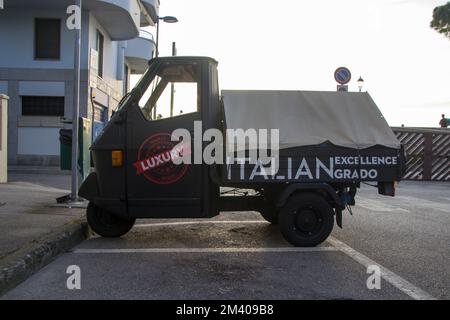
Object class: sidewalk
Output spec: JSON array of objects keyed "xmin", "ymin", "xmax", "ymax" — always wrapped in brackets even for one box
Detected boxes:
[{"xmin": 0, "ymin": 168, "xmax": 89, "ymax": 295}]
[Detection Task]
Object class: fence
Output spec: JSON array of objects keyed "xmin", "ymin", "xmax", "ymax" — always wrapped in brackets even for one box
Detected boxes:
[{"xmin": 392, "ymin": 127, "xmax": 450, "ymax": 181}]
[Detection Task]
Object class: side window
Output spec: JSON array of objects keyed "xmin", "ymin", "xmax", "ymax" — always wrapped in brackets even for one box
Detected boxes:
[
  {"xmin": 96, "ymin": 31, "xmax": 104, "ymax": 78},
  {"xmin": 138, "ymin": 64, "xmax": 199, "ymax": 121}
]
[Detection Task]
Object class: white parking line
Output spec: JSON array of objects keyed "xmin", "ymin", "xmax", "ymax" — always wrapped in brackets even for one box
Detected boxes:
[
  {"xmin": 356, "ymin": 198, "xmax": 410, "ymax": 213},
  {"xmin": 328, "ymin": 237, "xmax": 436, "ymax": 300},
  {"xmin": 80, "ymin": 220, "xmax": 437, "ymax": 300},
  {"xmin": 74, "ymin": 247, "xmax": 338, "ymax": 254},
  {"xmin": 3, "ymin": 182, "xmax": 69, "ymax": 194},
  {"xmin": 395, "ymin": 196, "xmax": 449, "ymax": 213}
]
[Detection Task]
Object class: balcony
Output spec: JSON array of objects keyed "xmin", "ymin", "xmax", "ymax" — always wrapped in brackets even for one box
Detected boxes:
[
  {"xmin": 125, "ymin": 30, "xmax": 155, "ymax": 74},
  {"xmin": 3, "ymin": 0, "xmax": 71, "ymax": 9},
  {"xmin": 140, "ymin": 0, "xmax": 159, "ymax": 26},
  {"xmin": 84, "ymin": 0, "xmax": 141, "ymax": 40}
]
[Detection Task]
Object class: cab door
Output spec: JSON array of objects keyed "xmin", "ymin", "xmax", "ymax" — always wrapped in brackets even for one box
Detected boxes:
[{"xmin": 125, "ymin": 61, "xmax": 204, "ymax": 218}]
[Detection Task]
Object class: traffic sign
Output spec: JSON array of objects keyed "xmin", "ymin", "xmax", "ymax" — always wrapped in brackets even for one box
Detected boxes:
[
  {"xmin": 337, "ymin": 85, "xmax": 349, "ymax": 92},
  {"xmin": 334, "ymin": 67, "xmax": 352, "ymax": 85}
]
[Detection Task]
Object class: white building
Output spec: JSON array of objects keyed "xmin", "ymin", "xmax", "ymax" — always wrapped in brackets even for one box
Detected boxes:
[{"xmin": 0, "ymin": 0, "xmax": 158, "ymax": 165}]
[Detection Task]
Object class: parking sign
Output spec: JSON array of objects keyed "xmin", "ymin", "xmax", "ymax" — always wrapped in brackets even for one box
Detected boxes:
[{"xmin": 334, "ymin": 67, "xmax": 352, "ymax": 85}]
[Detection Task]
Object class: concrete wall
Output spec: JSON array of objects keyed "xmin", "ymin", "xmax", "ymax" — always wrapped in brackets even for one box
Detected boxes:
[
  {"xmin": 0, "ymin": 9, "xmax": 90, "ymax": 70},
  {"xmin": 88, "ymin": 13, "xmax": 123, "ymax": 96},
  {"xmin": 0, "ymin": 6, "xmax": 133, "ymax": 166},
  {"xmin": 0, "ymin": 69, "xmax": 85, "ymax": 166},
  {"xmin": 0, "ymin": 81, "xmax": 7, "ymax": 95},
  {"xmin": 17, "ymin": 81, "xmax": 66, "ymax": 157}
]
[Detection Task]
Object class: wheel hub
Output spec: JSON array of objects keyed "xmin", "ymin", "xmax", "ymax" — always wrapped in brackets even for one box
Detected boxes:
[{"xmin": 295, "ymin": 209, "xmax": 321, "ymax": 233}]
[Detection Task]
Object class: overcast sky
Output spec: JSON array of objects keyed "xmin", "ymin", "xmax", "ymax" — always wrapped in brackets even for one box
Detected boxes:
[{"xmin": 142, "ymin": 0, "xmax": 450, "ymax": 127}]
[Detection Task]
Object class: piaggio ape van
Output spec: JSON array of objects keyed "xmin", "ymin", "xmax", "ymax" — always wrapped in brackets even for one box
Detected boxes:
[{"xmin": 79, "ymin": 56, "xmax": 405, "ymax": 247}]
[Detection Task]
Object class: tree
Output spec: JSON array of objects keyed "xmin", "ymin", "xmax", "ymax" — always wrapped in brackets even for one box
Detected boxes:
[{"xmin": 431, "ymin": 2, "xmax": 450, "ymax": 39}]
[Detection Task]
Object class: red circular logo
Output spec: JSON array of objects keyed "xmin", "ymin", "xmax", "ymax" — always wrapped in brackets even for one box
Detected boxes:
[{"xmin": 133, "ymin": 133, "xmax": 189, "ymax": 185}]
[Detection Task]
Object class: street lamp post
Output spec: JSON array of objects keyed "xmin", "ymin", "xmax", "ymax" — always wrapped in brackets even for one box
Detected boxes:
[
  {"xmin": 153, "ymin": 16, "xmax": 178, "ymax": 119},
  {"xmin": 71, "ymin": 0, "xmax": 82, "ymax": 202},
  {"xmin": 357, "ymin": 76, "xmax": 365, "ymax": 92},
  {"xmin": 155, "ymin": 16, "xmax": 178, "ymax": 58},
  {"xmin": 170, "ymin": 42, "xmax": 177, "ymax": 117}
]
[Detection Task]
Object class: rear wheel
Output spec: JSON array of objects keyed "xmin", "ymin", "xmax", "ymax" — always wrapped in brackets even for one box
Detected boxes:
[
  {"xmin": 87, "ymin": 203, "xmax": 135, "ymax": 238},
  {"xmin": 279, "ymin": 193, "xmax": 334, "ymax": 247}
]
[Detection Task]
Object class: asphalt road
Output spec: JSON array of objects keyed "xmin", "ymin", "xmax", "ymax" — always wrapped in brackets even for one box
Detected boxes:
[{"xmin": 1, "ymin": 181, "xmax": 449, "ymax": 300}]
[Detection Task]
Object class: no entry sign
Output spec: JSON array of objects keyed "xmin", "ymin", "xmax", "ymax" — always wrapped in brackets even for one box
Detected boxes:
[{"xmin": 334, "ymin": 67, "xmax": 352, "ymax": 85}]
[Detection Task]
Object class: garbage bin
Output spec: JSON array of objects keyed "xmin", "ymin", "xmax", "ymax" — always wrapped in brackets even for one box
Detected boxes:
[
  {"xmin": 59, "ymin": 129, "xmax": 72, "ymax": 170},
  {"xmin": 59, "ymin": 118, "xmax": 92, "ymax": 183}
]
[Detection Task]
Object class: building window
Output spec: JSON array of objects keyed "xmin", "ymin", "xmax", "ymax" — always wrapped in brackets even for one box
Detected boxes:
[
  {"xmin": 21, "ymin": 96, "xmax": 65, "ymax": 116},
  {"xmin": 34, "ymin": 18, "xmax": 61, "ymax": 60},
  {"xmin": 96, "ymin": 31, "xmax": 104, "ymax": 78}
]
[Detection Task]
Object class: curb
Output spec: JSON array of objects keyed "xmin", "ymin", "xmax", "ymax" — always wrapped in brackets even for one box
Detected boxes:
[{"xmin": 0, "ymin": 219, "xmax": 91, "ymax": 296}]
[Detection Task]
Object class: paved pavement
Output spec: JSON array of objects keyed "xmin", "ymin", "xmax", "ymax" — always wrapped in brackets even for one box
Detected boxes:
[
  {"xmin": 0, "ymin": 168, "xmax": 86, "ymax": 295},
  {"xmin": 0, "ymin": 171, "xmax": 81, "ymax": 260},
  {"xmin": 8, "ymin": 167, "xmax": 71, "ymax": 191},
  {"xmin": 1, "ymin": 181, "xmax": 449, "ymax": 300}
]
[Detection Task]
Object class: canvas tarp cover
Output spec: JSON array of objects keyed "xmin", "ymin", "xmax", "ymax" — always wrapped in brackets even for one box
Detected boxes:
[{"xmin": 222, "ymin": 90, "xmax": 401, "ymax": 150}]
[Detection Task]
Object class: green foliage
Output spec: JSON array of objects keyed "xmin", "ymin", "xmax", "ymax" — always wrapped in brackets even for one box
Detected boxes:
[{"xmin": 431, "ymin": 2, "xmax": 450, "ymax": 38}]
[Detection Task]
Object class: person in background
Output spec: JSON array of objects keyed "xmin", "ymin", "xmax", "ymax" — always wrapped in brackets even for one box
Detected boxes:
[{"xmin": 439, "ymin": 114, "xmax": 449, "ymax": 128}]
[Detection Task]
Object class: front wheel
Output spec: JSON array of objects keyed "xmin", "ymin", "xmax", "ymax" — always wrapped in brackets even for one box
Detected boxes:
[
  {"xmin": 279, "ymin": 193, "xmax": 334, "ymax": 247},
  {"xmin": 87, "ymin": 203, "xmax": 135, "ymax": 238}
]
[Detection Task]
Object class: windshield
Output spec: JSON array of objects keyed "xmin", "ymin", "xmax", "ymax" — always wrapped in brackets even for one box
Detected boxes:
[
  {"xmin": 115, "ymin": 59, "xmax": 200, "ymax": 119},
  {"xmin": 116, "ymin": 60, "xmax": 155, "ymax": 111},
  {"xmin": 137, "ymin": 63, "xmax": 199, "ymax": 121}
]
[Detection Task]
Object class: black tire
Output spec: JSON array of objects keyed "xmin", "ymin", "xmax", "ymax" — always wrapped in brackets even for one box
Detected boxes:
[
  {"xmin": 279, "ymin": 193, "xmax": 334, "ymax": 247},
  {"xmin": 259, "ymin": 207, "xmax": 279, "ymax": 224},
  {"xmin": 87, "ymin": 202, "xmax": 135, "ymax": 238}
]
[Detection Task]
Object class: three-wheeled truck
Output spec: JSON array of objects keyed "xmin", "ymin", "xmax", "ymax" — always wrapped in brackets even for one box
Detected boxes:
[{"xmin": 79, "ymin": 56, "xmax": 405, "ymax": 247}]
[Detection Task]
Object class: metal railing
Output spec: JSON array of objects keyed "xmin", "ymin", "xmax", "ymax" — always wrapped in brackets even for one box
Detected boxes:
[
  {"xmin": 392, "ymin": 127, "xmax": 450, "ymax": 181},
  {"xmin": 89, "ymin": 74, "xmax": 122, "ymax": 102},
  {"xmin": 139, "ymin": 29, "xmax": 155, "ymax": 41}
]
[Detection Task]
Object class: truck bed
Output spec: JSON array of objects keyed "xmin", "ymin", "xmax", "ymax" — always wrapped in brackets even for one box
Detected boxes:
[{"xmin": 221, "ymin": 90, "xmax": 404, "ymax": 185}]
